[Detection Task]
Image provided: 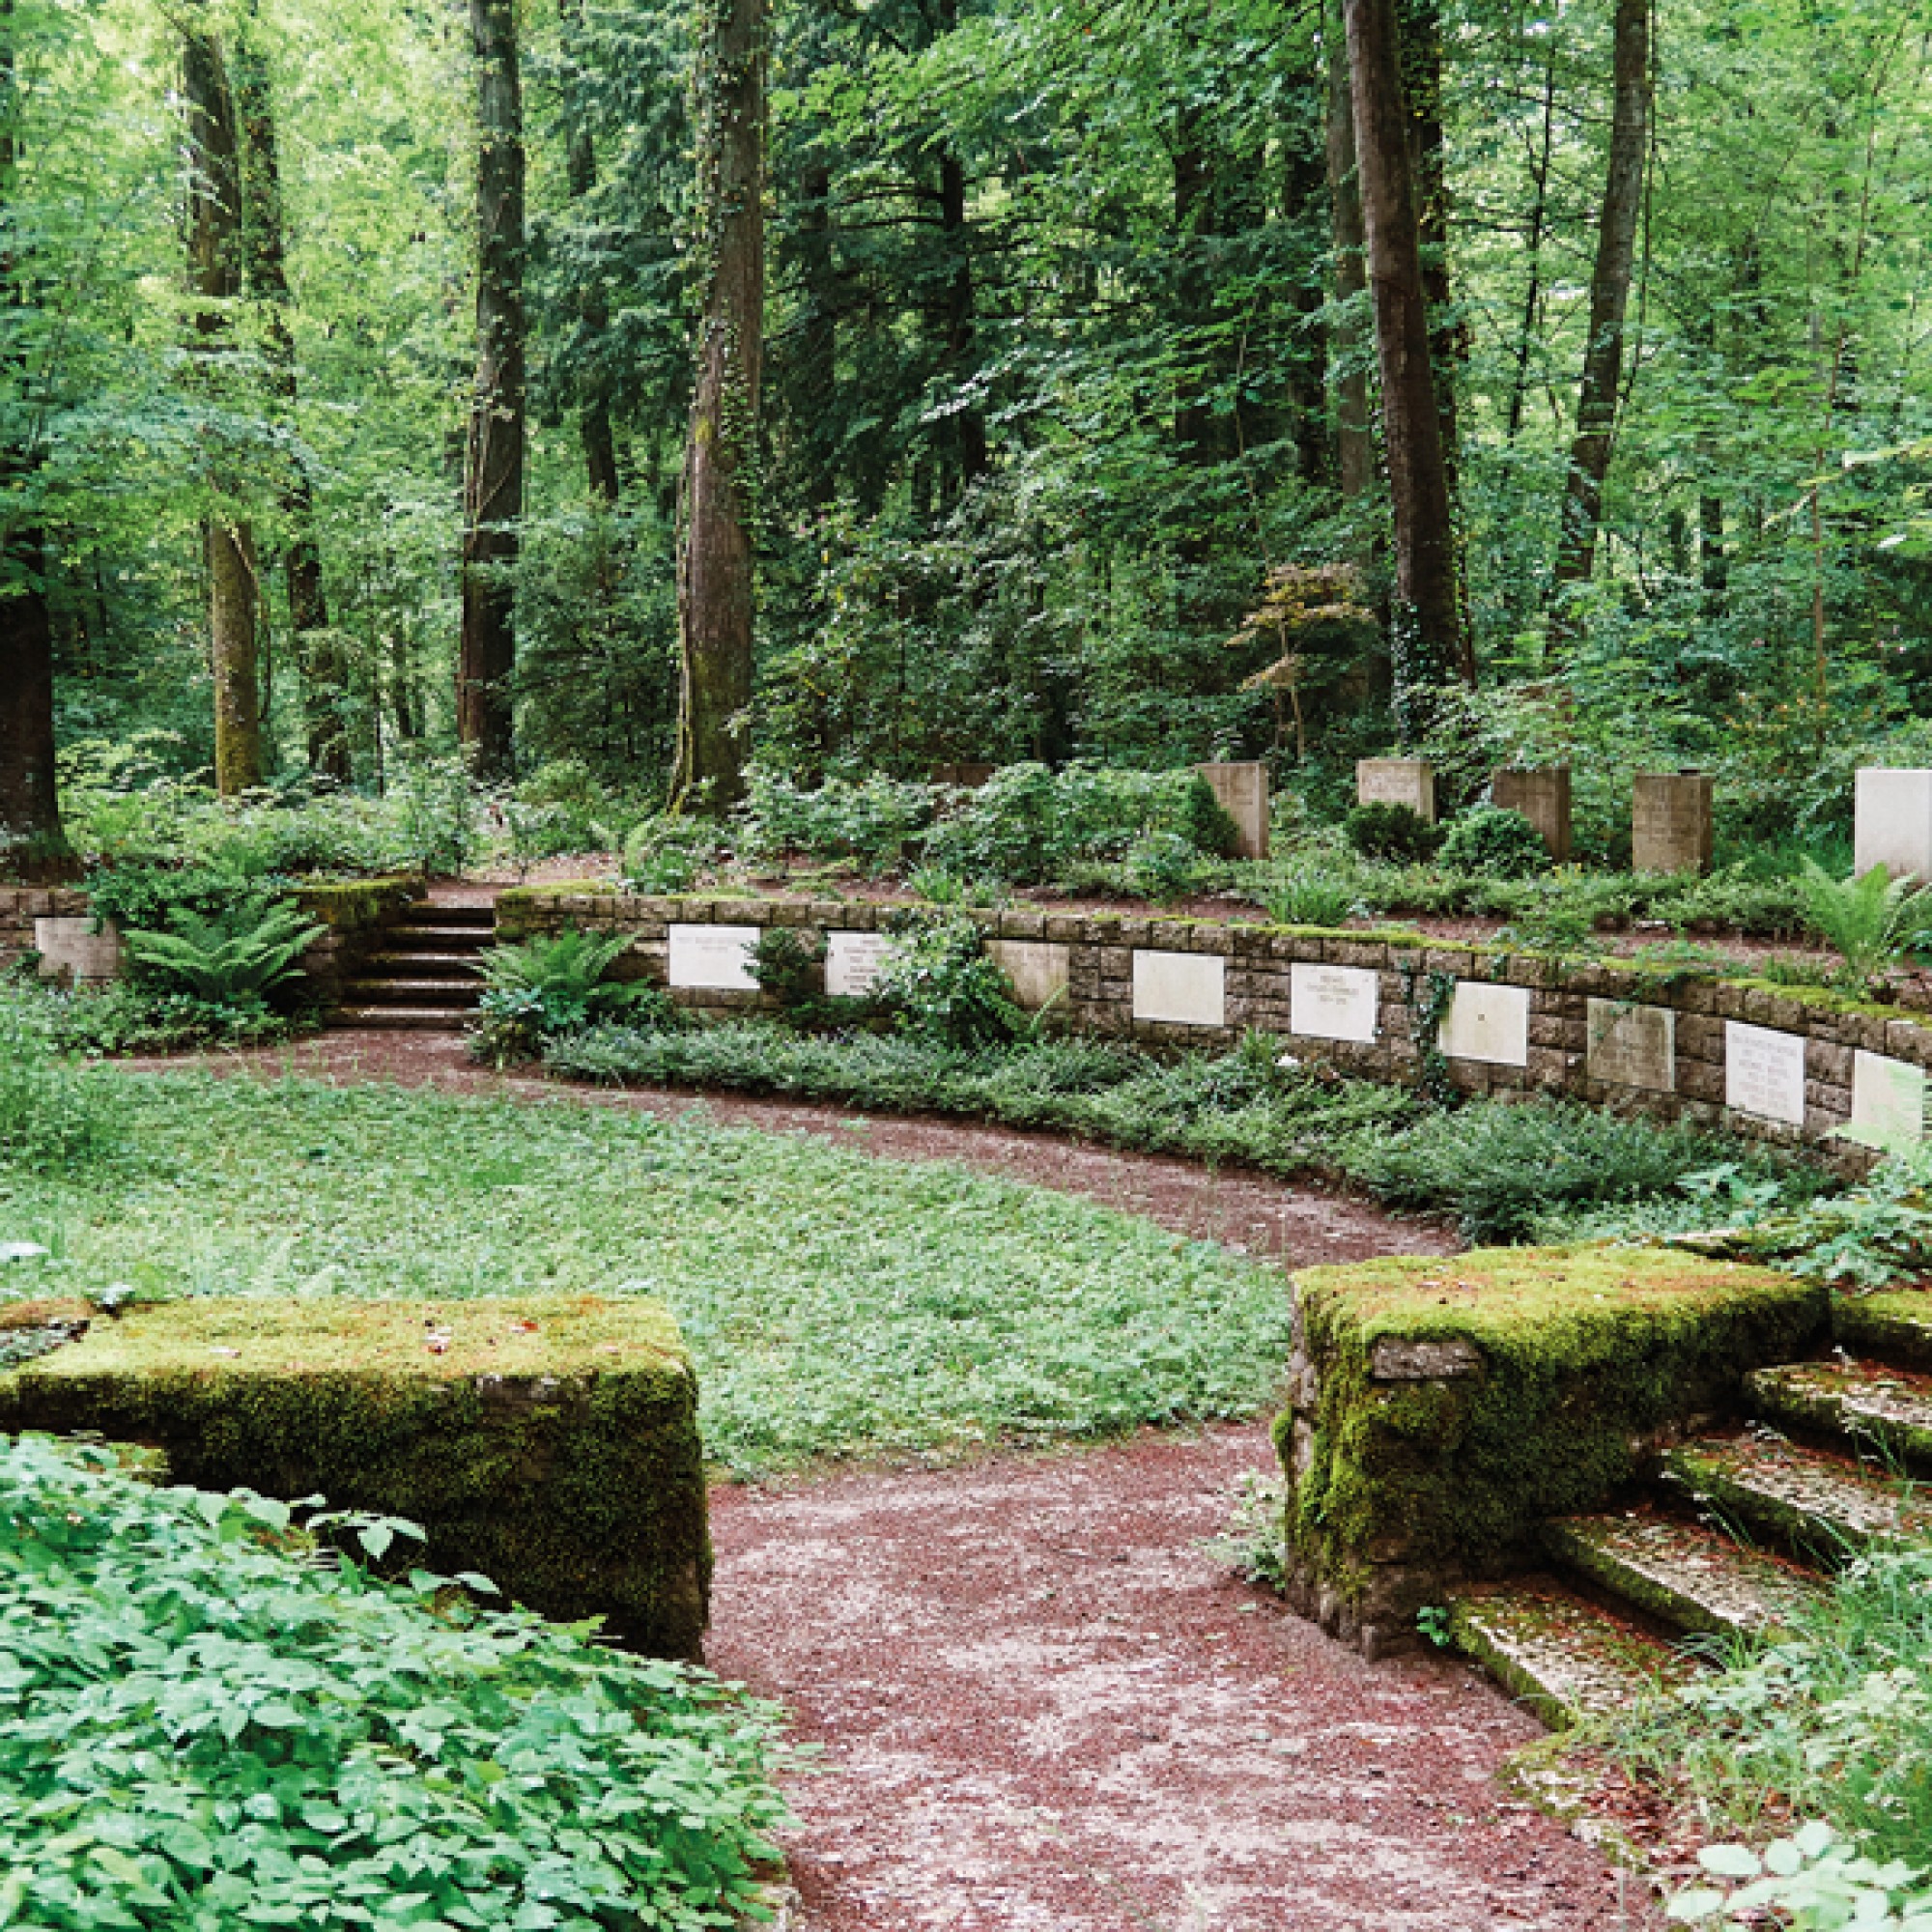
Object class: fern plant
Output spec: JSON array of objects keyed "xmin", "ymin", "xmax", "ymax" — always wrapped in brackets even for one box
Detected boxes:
[
  {"xmin": 122, "ymin": 901, "xmax": 325, "ymax": 1009},
  {"xmin": 1796, "ymin": 859, "xmax": 1932, "ymax": 983},
  {"xmin": 471, "ymin": 927, "xmax": 669, "ymax": 1061}
]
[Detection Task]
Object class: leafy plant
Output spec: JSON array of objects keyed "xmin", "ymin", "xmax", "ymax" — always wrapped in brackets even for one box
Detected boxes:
[
  {"xmin": 1127, "ymin": 829, "xmax": 1201, "ymax": 903},
  {"xmin": 1797, "ymin": 859, "xmax": 1932, "ymax": 983},
  {"xmin": 0, "ymin": 1000, "xmax": 121, "ymax": 1170},
  {"xmin": 1439, "ymin": 804, "xmax": 1552, "ymax": 877},
  {"xmin": 121, "ymin": 900, "xmax": 326, "ymax": 1009},
  {"xmin": 470, "ymin": 926, "xmax": 666, "ymax": 1060},
  {"xmin": 873, "ymin": 910, "xmax": 1025, "ymax": 1046},
  {"xmin": 1262, "ymin": 864, "xmax": 1360, "ymax": 928},
  {"xmin": 1206, "ymin": 1469, "xmax": 1291, "ymax": 1590},
  {"xmin": 1670, "ymin": 1826, "xmax": 1932, "ymax": 1929},
  {"xmin": 622, "ymin": 814, "xmax": 723, "ymax": 894},
  {"xmin": 1344, "ymin": 801, "xmax": 1442, "ymax": 865}
]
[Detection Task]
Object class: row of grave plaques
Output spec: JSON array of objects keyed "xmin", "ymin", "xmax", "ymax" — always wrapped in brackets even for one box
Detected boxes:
[{"xmin": 667, "ymin": 924, "xmax": 1925, "ymax": 1152}]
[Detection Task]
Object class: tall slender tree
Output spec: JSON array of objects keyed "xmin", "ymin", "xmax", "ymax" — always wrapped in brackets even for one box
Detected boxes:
[
  {"xmin": 558, "ymin": 0, "xmax": 619, "ymax": 506},
  {"xmin": 1323, "ymin": 0, "xmax": 1372, "ymax": 501},
  {"xmin": 184, "ymin": 13, "xmax": 262, "ymax": 797},
  {"xmin": 0, "ymin": 0, "xmax": 69, "ymax": 878},
  {"xmin": 1550, "ymin": 0, "xmax": 1651, "ymax": 608},
  {"xmin": 1344, "ymin": 0, "xmax": 1463, "ymax": 736},
  {"xmin": 457, "ymin": 0, "xmax": 526, "ymax": 779},
  {"xmin": 672, "ymin": 0, "xmax": 765, "ymax": 811},
  {"xmin": 235, "ymin": 26, "xmax": 348, "ymax": 782}
]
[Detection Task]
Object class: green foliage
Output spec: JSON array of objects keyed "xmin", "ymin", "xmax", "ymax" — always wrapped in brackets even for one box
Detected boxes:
[
  {"xmin": 1344, "ymin": 802, "xmax": 1442, "ymax": 866},
  {"xmin": 622, "ymin": 815, "xmax": 724, "ymax": 895},
  {"xmin": 873, "ymin": 911, "xmax": 1024, "ymax": 1047},
  {"xmin": 121, "ymin": 901, "xmax": 326, "ymax": 1009},
  {"xmin": 5, "ymin": 976, "xmax": 303, "ymax": 1056},
  {"xmin": 471, "ymin": 926, "xmax": 665, "ymax": 1061},
  {"xmin": 1670, "ymin": 1824, "xmax": 1932, "ymax": 1929},
  {"xmin": 1205, "ymin": 1468, "xmax": 1290, "ymax": 1592},
  {"xmin": 1439, "ymin": 805, "xmax": 1552, "ymax": 878},
  {"xmin": 1797, "ymin": 860, "xmax": 1932, "ymax": 983},
  {"xmin": 0, "ymin": 1001, "xmax": 121, "ymax": 1172},
  {"xmin": 1126, "ymin": 830, "xmax": 1202, "ymax": 904},
  {"xmin": 1261, "ymin": 864, "xmax": 1361, "ymax": 928},
  {"xmin": 0, "ymin": 1435, "xmax": 788, "ymax": 1930},
  {"xmin": 746, "ymin": 924, "xmax": 828, "ymax": 1007}
]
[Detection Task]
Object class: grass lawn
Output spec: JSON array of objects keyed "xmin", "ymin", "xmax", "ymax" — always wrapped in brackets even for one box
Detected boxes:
[{"xmin": 5, "ymin": 1069, "xmax": 1292, "ymax": 1475}]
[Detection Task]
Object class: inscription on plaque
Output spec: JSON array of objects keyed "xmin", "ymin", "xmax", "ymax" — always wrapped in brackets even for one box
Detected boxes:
[
  {"xmin": 987, "ymin": 939, "xmax": 1070, "ymax": 1010},
  {"xmin": 1724, "ymin": 1021, "xmax": 1806, "ymax": 1126},
  {"xmin": 667, "ymin": 923, "xmax": 760, "ymax": 991},
  {"xmin": 1131, "ymin": 950, "xmax": 1226, "ymax": 1028},
  {"xmin": 1585, "ymin": 998, "xmax": 1676, "ymax": 1092},
  {"xmin": 1437, "ymin": 981, "xmax": 1530, "ymax": 1067},
  {"xmin": 33, "ymin": 916, "xmax": 123, "ymax": 984},
  {"xmin": 825, "ymin": 930, "xmax": 893, "ymax": 997},
  {"xmin": 1289, "ymin": 962, "xmax": 1379, "ymax": 1044},
  {"xmin": 1847, "ymin": 1050, "xmax": 1926, "ymax": 1151},
  {"xmin": 1355, "ymin": 758, "xmax": 1435, "ymax": 823}
]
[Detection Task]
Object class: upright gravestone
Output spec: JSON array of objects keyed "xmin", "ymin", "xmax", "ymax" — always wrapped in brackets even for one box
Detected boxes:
[
  {"xmin": 1632, "ymin": 772, "xmax": 1713, "ymax": 874},
  {"xmin": 1194, "ymin": 762, "xmax": 1269, "ymax": 861},
  {"xmin": 1854, "ymin": 769, "xmax": 1932, "ymax": 882},
  {"xmin": 1356, "ymin": 758, "xmax": 1435, "ymax": 824},
  {"xmin": 1492, "ymin": 768, "xmax": 1572, "ymax": 863}
]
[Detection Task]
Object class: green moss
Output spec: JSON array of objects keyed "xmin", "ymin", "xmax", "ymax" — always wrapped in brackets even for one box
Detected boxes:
[
  {"xmin": 496, "ymin": 881, "xmax": 615, "ymax": 910},
  {"xmin": 1835, "ymin": 1287, "xmax": 1932, "ymax": 1365},
  {"xmin": 0, "ymin": 1293, "xmax": 709, "ymax": 1659},
  {"xmin": 1281, "ymin": 1245, "xmax": 1827, "ymax": 1612},
  {"xmin": 293, "ymin": 876, "xmax": 423, "ymax": 928}
]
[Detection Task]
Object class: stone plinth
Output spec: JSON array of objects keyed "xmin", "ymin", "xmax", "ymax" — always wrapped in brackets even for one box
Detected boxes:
[
  {"xmin": 1492, "ymin": 768, "xmax": 1572, "ymax": 863},
  {"xmin": 1194, "ymin": 762, "xmax": 1269, "ymax": 861},
  {"xmin": 34, "ymin": 916, "xmax": 122, "ymax": 984},
  {"xmin": 1633, "ymin": 773, "xmax": 1713, "ymax": 874},
  {"xmin": 1356, "ymin": 759, "xmax": 1435, "ymax": 823},
  {"xmin": 1855, "ymin": 769, "xmax": 1932, "ymax": 882}
]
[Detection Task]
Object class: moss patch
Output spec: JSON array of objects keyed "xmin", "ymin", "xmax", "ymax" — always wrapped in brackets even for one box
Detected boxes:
[
  {"xmin": 0, "ymin": 1293, "xmax": 708, "ymax": 1660},
  {"xmin": 1834, "ymin": 1286, "xmax": 1932, "ymax": 1365},
  {"xmin": 293, "ymin": 875, "xmax": 423, "ymax": 928},
  {"xmin": 1279, "ymin": 1245, "xmax": 1826, "ymax": 1621}
]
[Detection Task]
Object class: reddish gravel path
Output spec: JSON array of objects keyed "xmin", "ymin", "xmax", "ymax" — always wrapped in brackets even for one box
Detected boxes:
[{"xmin": 711, "ymin": 1425, "xmax": 1659, "ymax": 1932}]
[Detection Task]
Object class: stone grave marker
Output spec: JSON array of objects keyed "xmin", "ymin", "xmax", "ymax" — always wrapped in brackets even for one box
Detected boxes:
[
  {"xmin": 1289, "ymin": 962, "xmax": 1379, "ymax": 1043},
  {"xmin": 1854, "ymin": 769, "xmax": 1932, "ymax": 882},
  {"xmin": 1633, "ymin": 772, "xmax": 1713, "ymax": 874},
  {"xmin": 1847, "ymin": 1050, "xmax": 1926, "ymax": 1151},
  {"xmin": 1724, "ymin": 1021, "xmax": 1806, "ymax": 1126},
  {"xmin": 667, "ymin": 923, "xmax": 761, "ymax": 991},
  {"xmin": 826, "ymin": 930, "xmax": 893, "ymax": 998},
  {"xmin": 33, "ymin": 917, "xmax": 122, "ymax": 984},
  {"xmin": 1585, "ymin": 998, "xmax": 1676, "ymax": 1092},
  {"xmin": 1356, "ymin": 758, "xmax": 1435, "ymax": 823},
  {"xmin": 1131, "ymin": 950, "xmax": 1226, "ymax": 1028},
  {"xmin": 1492, "ymin": 767, "xmax": 1572, "ymax": 863},
  {"xmin": 987, "ymin": 939, "xmax": 1071, "ymax": 1010},
  {"xmin": 1437, "ymin": 981, "xmax": 1530, "ymax": 1067},
  {"xmin": 1193, "ymin": 761, "xmax": 1269, "ymax": 861}
]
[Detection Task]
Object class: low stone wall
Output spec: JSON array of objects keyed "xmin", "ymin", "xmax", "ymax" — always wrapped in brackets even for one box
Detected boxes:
[
  {"xmin": 498, "ymin": 888, "xmax": 1932, "ymax": 1175},
  {"xmin": 0, "ymin": 886, "xmax": 90, "ymax": 966}
]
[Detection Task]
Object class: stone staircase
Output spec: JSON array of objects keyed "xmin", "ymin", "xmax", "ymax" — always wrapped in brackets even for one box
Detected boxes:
[
  {"xmin": 328, "ymin": 904, "xmax": 495, "ymax": 1032},
  {"xmin": 1448, "ymin": 1316, "xmax": 1932, "ymax": 1726}
]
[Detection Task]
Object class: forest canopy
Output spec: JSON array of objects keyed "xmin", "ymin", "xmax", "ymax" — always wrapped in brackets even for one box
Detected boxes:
[{"xmin": 7, "ymin": 0, "xmax": 1932, "ymax": 856}]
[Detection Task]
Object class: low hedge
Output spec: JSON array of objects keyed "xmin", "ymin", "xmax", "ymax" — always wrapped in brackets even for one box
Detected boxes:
[{"xmin": 0, "ymin": 1293, "xmax": 710, "ymax": 1659}]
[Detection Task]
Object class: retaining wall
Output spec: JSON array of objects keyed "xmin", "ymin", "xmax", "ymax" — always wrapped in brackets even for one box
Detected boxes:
[{"xmin": 500, "ymin": 888, "xmax": 1932, "ymax": 1175}]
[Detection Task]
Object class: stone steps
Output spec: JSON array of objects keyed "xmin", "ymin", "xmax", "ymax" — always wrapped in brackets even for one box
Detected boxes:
[
  {"xmin": 345, "ymin": 978, "xmax": 482, "ymax": 1007},
  {"xmin": 1748, "ymin": 1358, "xmax": 1932, "ymax": 1469},
  {"xmin": 1662, "ymin": 1433, "xmax": 1932, "ymax": 1556},
  {"xmin": 327, "ymin": 902, "xmax": 497, "ymax": 1033},
  {"xmin": 332, "ymin": 1007, "xmax": 481, "ymax": 1032}
]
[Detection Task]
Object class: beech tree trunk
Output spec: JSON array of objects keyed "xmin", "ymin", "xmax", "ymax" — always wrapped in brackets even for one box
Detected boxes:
[
  {"xmin": 457, "ymin": 0, "xmax": 525, "ymax": 780},
  {"xmin": 1344, "ymin": 0, "xmax": 1463, "ymax": 737},
  {"xmin": 0, "ymin": 0, "xmax": 69, "ymax": 878},
  {"xmin": 236, "ymin": 31, "xmax": 348, "ymax": 783},
  {"xmin": 559, "ymin": 0, "xmax": 618, "ymax": 506},
  {"xmin": 1323, "ymin": 0, "xmax": 1372, "ymax": 500},
  {"xmin": 672, "ymin": 0, "xmax": 765, "ymax": 813},
  {"xmin": 796, "ymin": 157, "xmax": 837, "ymax": 504},
  {"xmin": 185, "ymin": 16, "xmax": 262, "ymax": 796},
  {"xmin": 1551, "ymin": 0, "xmax": 1650, "ymax": 605}
]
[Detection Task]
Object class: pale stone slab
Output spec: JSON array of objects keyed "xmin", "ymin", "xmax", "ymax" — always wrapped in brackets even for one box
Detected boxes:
[
  {"xmin": 1131, "ymin": 949, "xmax": 1226, "ymax": 1028},
  {"xmin": 1633, "ymin": 772, "xmax": 1713, "ymax": 874},
  {"xmin": 1847, "ymin": 1050, "xmax": 1926, "ymax": 1151},
  {"xmin": 1855, "ymin": 769, "xmax": 1932, "ymax": 882},
  {"xmin": 1492, "ymin": 768, "xmax": 1572, "ymax": 863},
  {"xmin": 34, "ymin": 917, "xmax": 122, "ymax": 983},
  {"xmin": 1194, "ymin": 761, "xmax": 1269, "ymax": 861},
  {"xmin": 1290, "ymin": 962, "xmax": 1379, "ymax": 1043},
  {"xmin": 1724, "ymin": 1021, "xmax": 1807, "ymax": 1126},
  {"xmin": 825, "ymin": 930, "xmax": 893, "ymax": 997},
  {"xmin": 668, "ymin": 923, "xmax": 760, "ymax": 991},
  {"xmin": 1437, "ymin": 981, "xmax": 1530, "ymax": 1067},
  {"xmin": 987, "ymin": 939, "xmax": 1070, "ymax": 1011},
  {"xmin": 1356, "ymin": 758, "xmax": 1435, "ymax": 823},
  {"xmin": 1585, "ymin": 998, "xmax": 1676, "ymax": 1093}
]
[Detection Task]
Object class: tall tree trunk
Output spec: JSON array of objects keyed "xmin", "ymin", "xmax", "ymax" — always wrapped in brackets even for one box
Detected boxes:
[
  {"xmin": 559, "ymin": 0, "xmax": 618, "ymax": 505},
  {"xmin": 235, "ymin": 30, "xmax": 348, "ymax": 783},
  {"xmin": 1323, "ymin": 0, "xmax": 1372, "ymax": 500},
  {"xmin": 457, "ymin": 0, "xmax": 525, "ymax": 779},
  {"xmin": 1505, "ymin": 42, "xmax": 1557, "ymax": 445},
  {"xmin": 672, "ymin": 0, "xmax": 765, "ymax": 813},
  {"xmin": 0, "ymin": 0, "xmax": 70, "ymax": 878},
  {"xmin": 185, "ymin": 15, "xmax": 261, "ymax": 796},
  {"xmin": 1550, "ymin": 0, "xmax": 1650, "ymax": 607},
  {"xmin": 1345, "ymin": 0, "xmax": 1463, "ymax": 738},
  {"xmin": 1286, "ymin": 102, "xmax": 1330, "ymax": 484},
  {"xmin": 939, "ymin": 147, "xmax": 986, "ymax": 495},
  {"xmin": 796, "ymin": 157, "xmax": 837, "ymax": 505}
]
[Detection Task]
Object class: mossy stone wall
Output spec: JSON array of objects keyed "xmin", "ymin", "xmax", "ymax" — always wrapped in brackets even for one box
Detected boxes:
[
  {"xmin": 1274, "ymin": 1245, "xmax": 1827, "ymax": 1658},
  {"xmin": 0, "ymin": 1293, "xmax": 710, "ymax": 1661}
]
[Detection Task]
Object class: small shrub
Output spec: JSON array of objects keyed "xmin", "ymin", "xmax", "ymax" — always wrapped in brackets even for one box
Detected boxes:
[
  {"xmin": 1206, "ymin": 1469, "xmax": 1290, "ymax": 1590},
  {"xmin": 1796, "ymin": 858, "xmax": 1932, "ymax": 982},
  {"xmin": 1262, "ymin": 865, "xmax": 1359, "ymax": 928},
  {"xmin": 1176, "ymin": 772, "xmax": 1242, "ymax": 860},
  {"xmin": 470, "ymin": 926, "xmax": 667, "ymax": 1061},
  {"xmin": 1127, "ymin": 830, "xmax": 1201, "ymax": 903},
  {"xmin": 1344, "ymin": 800, "xmax": 1442, "ymax": 865},
  {"xmin": 122, "ymin": 900, "xmax": 326, "ymax": 1009},
  {"xmin": 1439, "ymin": 804, "xmax": 1551, "ymax": 877},
  {"xmin": 0, "ymin": 999, "xmax": 121, "ymax": 1170},
  {"xmin": 622, "ymin": 814, "xmax": 723, "ymax": 894},
  {"xmin": 874, "ymin": 911, "xmax": 1024, "ymax": 1047}
]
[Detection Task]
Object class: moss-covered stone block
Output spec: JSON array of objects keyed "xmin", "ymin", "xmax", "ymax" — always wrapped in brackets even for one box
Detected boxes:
[
  {"xmin": 1275, "ymin": 1244, "xmax": 1826, "ymax": 1656},
  {"xmin": 0, "ymin": 1293, "xmax": 709, "ymax": 1660},
  {"xmin": 292, "ymin": 875, "xmax": 424, "ymax": 928}
]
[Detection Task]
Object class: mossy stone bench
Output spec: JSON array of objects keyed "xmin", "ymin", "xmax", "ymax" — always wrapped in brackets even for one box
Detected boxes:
[
  {"xmin": 0, "ymin": 1293, "xmax": 709, "ymax": 1660},
  {"xmin": 1274, "ymin": 1244, "xmax": 1828, "ymax": 1658}
]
